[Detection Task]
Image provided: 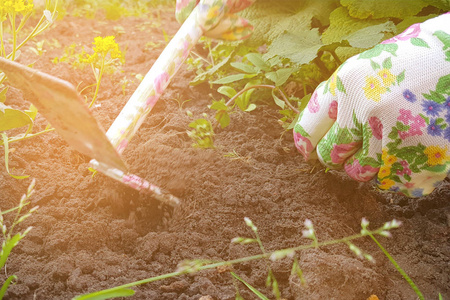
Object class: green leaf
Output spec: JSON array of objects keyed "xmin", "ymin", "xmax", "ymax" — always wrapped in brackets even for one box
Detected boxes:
[
  {"xmin": 359, "ymin": 43, "xmax": 398, "ymax": 59},
  {"xmin": 0, "ymin": 275, "xmax": 17, "ymax": 299},
  {"xmin": 209, "ymin": 100, "xmax": 229, "ymax": 111},
  {"xmin": 231, "ymin": 272, "xmax": 270, "ymax": 300},
  {"xmin": 344, "ymin": 21, "xmax": 396, "ymax": 48},
  {"xmin": 245, "ymin": 53, "xmax": 270, "ymax": 72},
  {"xmin": 397, "ymin": 70, "xmax": 405, "ymax": 84},
  {"xmin": 211, "ymin": 73, "xmax": 258, "ymax": 85},
  {"xmin": 336, "ymin": 76, "xmax": 346, "ymax": 93},
  {"xmin": 370, "ymin": 60, "xmax": 381, "ymax": 70},
  {"xmin": 359, "ymin": 156, "xmax": 381, "ymax": 168},
  {"xmin": 298, "ymin": 94, "xmax": 311, "ymax": 112},
  {"xmin": 245, "ymin": 104, "xmax": 257, "ymax": 112},
  {"xmin": 0, "ymin": 103, "xmax": 33, "ymax": 131},
  {"xmin": 272, "ymin": 90, "xmax": 285, "ymax": 109},
  {"xmin": 410, "ymin": 38, "xmax": 430, "ymax": 48},
  {"xmin": 240, "ymin": 0, "xmax": 336, "ymax": 47},
  {"xmin": 190, "ymin": 49, "xmax": 235, "ymax": 85},
  {"xmin": 294, "ymin": 123, "xmax": 310, "ymax": 138},
  {"xmin": 265, "ymin": 68, "xmax": 294, "ymax": 86},
  {"xmin": 217, "ymin": 86, "xmax": 236, "ymax": 98},
  {"xmin": 434, "ymin": 30, "xmax": 450, "ymax": 50},
  {"xmin": 25, "ymin": 104, "xmax": 38, "ymax": 121},
  {"xmin": 72, "ymin": 288, "xmax": 136, "ymax": 300},
  {"xmin": 287, "ymin": 113, "xmax": 300, "ymax": 130},
  {"xmin": 435, "ymin": 74, "xmax": 450, "ymax": 94},
  {"xmin": 265, "ymin": 29, "xmax": 323, "ymax": 65},
  {"xmin": 272, "ymin": 91, "xmax": 286, "ymax": 109},
  {"xmin": 423, "ymin": 90, "xmax": 446, "ymax": 104},
  {"xmin": 423, "ymin": 164, "xmax": 447, "ymax": 173},
  {"xmin": 0, "ymin": 233, "xmax": 23, "ymax": 269},
  {"xmin": 396, "ymin": 15, "xmax": 438, "ymax": 33},
  {"xmin": 2, "ymin": 133, "xmax": 30, "ymax": 179},
  {"xmin": 215, "ymin": 110, "xmax": 231, "ymax": 129},
  {"xmin": 341, "ymin": 0, "xmax": 431, "ymax": 19},
  {"xmin": 322, "ymin": 7, "xmax": 390, "ymax": 46},
  {"xmin": 230, "ymin": 62, "xmax": 259, "ymax": 74},
  {"xmin": 382, "ymin": 57, "xmax": 392, "ymax": 69}
]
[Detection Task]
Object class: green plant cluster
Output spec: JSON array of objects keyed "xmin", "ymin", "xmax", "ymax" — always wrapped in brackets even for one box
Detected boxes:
[{"xmin": 185, "ymin": 0, "xmax": 450, "ymax": 148}]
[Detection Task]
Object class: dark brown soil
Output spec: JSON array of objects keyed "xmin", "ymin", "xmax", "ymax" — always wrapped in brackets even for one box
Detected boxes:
[{"xmin": 1, "ymin": 8, "xmax": 449, "ymax": 300}]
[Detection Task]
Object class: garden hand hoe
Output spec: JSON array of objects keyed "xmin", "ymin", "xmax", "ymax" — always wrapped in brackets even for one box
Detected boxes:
[{"xmin": 0, "ymin": 0, "xmax": 254, "ymax": 208}]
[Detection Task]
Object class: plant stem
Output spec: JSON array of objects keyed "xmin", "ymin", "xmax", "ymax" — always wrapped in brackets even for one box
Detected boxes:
[
  {"xmin": 225, "ymin": 84, "xmax": 274, "ymax": 106},
  {"xmin": 10, "ymin": 12, "xmax": 17, "ymax": 61},
  {"xmin": 369, "ymin": 233, "xmax": 424, "ymax": 300},
  {"xmin": 0, "ymin": 128, "xmax": 55, "ymax": 146},
  {"xmin": 75, "ymin": 228, "xmax": 386, "ymax": 299},
  {"xmin": 5, "ymin": 0, "xmax": 58, "ymax": 60},
  {"xmin": 313, "ymin": 51, "xmax": 331, "ymax": 78},
  {"xmin": 276, "ymin": 88, "xmax": 299, "ymax": 114},
  {"xmin": 89, "ymin": 57, "xmax": 105, "ymax": 108},
  {"xmin": 328, "ymin": 49, "xmax": 342, "ymax": 65}
]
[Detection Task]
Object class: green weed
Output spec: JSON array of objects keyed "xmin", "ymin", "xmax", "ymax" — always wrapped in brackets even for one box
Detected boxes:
[
  {"xmin": 187, "ymin": 113, "xmax": 215, "ymax": 149},
  {"xmin": 0, "ymin": 180, "xmax": 38, "ymax": 299}
]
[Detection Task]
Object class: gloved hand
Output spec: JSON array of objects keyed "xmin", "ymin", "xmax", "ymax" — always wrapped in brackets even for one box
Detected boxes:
[
  {"xmin": 293, "ymin": 13, "xmax": 450, "ymax": 197},
  {"xmin": 175, "ymin": 0, "xmax": 255, "ymax": 41}
]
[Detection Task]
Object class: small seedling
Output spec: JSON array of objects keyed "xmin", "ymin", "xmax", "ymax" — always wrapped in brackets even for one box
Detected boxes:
[
  {"xmin": 187, "ymin": 114, "xmax": 215, "ymax": 149},
  {"xmin": 0, "ymin": 180, "xmax": 38, "ymax": 299}
]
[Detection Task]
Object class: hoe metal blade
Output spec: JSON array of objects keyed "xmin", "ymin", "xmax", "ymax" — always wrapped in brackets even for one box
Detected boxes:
[{"xmin": 0, "ymin": 57, "xmax": 128, "ymax": 172}]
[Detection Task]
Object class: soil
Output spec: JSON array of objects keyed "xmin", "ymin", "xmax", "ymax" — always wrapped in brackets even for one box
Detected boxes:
[{"xmin": 1, "ymin": 7, "xmax": 449, "ymax": 300}]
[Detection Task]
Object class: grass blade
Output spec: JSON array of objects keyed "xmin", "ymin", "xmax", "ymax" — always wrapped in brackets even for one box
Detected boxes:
[
  {"xmin": 0, "ymin": 275, "xmax": 17, "ymax": 299},
  {"xmin": 231, "ymin": 272, "xmax": 270, "ymax": 300},
  {"xmin": 369, "ymin": 233, "xmax": 424, "ymax": 300},
  {"xmin": 72, "ymin": 288, "xmax": 135, "ymax": 300},
  {"xmin": 1, "ymin": 133, "xmax": 29, "ymax": 179}
]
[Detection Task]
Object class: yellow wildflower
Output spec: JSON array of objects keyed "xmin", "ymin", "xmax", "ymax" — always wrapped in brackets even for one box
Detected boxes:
[
  {"xmin": 378, "ymin": 178, "xmax": 395, "ymax": 190},
  {"xmin": 378, "ymin": 165, "xmax": 391, "ymax": 178},
  {"xmin": 363, "ymin": 76, "xmax": 386, "ymax": 102},
  {"xmin": 93, "ymin": 36, "xmax": 123, "ymax": 59},
  {"xmin": 0, "ymin": 0, "xmax": 33, "ymax": 15},
  {"xmin": 424, "ymin": 145, "xmax": 449, "ymax": 166},
  {"xmin": 377, "ymin": 68, "xmax": 396, "ymax": 87},
  {"xmin": 381, "ymin": 148, "xmax": 397, "ymax": 166}
]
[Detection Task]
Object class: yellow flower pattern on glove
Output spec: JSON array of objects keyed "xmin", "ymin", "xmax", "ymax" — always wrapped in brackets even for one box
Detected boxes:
[{"xmin": 363, "ymin": 76, "xmax": 386, "ymax": 102}]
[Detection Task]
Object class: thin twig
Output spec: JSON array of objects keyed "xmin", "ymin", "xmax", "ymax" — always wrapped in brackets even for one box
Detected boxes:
[{"xmin": 276, "ymin": 88, "xmax": 299, "ymax": 114}]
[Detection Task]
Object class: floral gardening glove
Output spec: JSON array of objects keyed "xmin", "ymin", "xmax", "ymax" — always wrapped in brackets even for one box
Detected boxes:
[
  {"xmin": 175, "ymin": 0, "xmax": 255, "ymax": 40},
  {"xmin": 293, "ymin": 13, "xmax": 450, "ymax": 198}
]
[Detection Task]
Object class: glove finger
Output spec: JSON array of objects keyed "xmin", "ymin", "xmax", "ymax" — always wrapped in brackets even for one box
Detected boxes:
[
  {"xmin": 316, "ymin": 121, "xmax": 362, "ymax": 169},
  {"xmin": 343, "ymin": 115, "xmax": 385, "ymax": 181},
  {"xmin": 293, "ymin": 80, "xmax": 339, "ymax": 160},
  {"xmin": 176, "ymin": 0, "xmax": 199, "ymax": 23},
  {"xmin": 204, "ymin": 14, "xmax": 253, "ymax": 40},
  {"xmin": 376, "ymin": 146, "xmax": 450, "ymax": 197}
]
